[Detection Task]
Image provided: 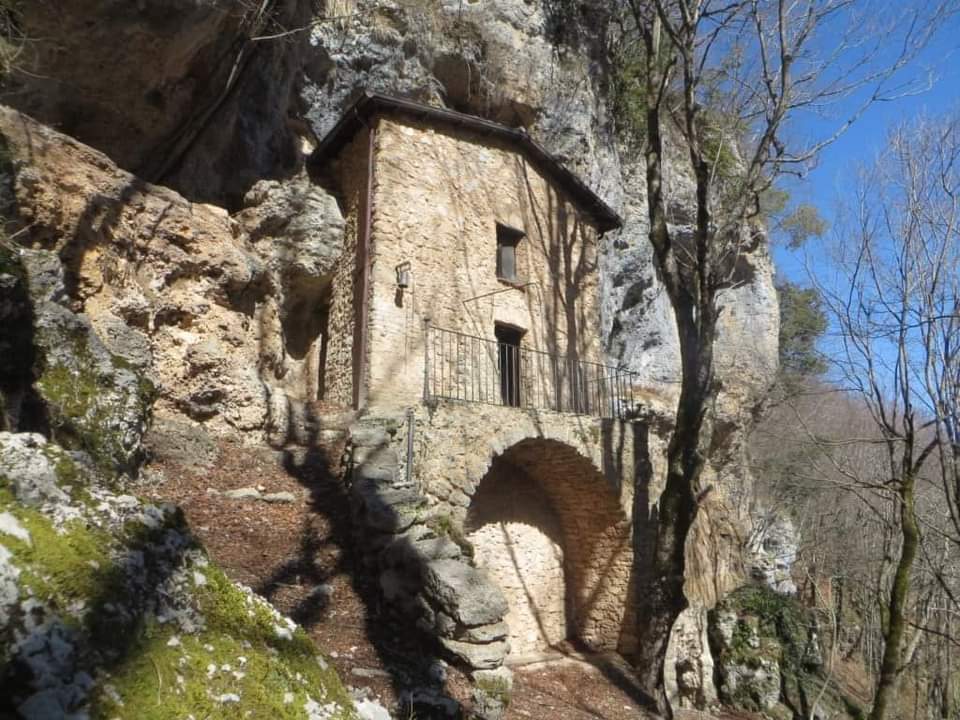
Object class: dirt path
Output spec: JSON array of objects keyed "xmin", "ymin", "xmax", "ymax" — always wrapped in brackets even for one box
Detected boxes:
[{"xmin": 141, "ymin": 434, "xmax": 662, "ymax": 719}]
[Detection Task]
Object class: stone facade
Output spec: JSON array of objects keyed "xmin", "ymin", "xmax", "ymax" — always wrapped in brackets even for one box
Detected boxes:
[
  {"xmin": 344, "ymin": 401, "xmax": 648, "ymax": 672},
  {"xmin": 323, "ymin": 129, "xmax": 371, "ymax": 408},
  {"xmin": 313, "ymin": 103, "xmax": 657, "ymax": 680},
  {"xmin": 324, "ymin": 114, "xmax": 605, "ymax": 410}
]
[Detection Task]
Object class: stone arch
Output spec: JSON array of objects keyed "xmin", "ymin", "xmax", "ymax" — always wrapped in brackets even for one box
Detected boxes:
[{"xmin": 464, "ymin": 437, "xmax": 635, "ymax": 661}]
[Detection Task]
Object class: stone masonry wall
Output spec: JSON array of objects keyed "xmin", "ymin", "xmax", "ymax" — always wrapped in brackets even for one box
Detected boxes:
[
  {"xmin": 466, "ymin": 463, "xmax": 568, "ymax": 660},
  {"xmin": 410, "ymin": 403, "xmax": 645, "ymax": 654},
  {"xmin": 364, "ymin": 117, "xmax": 604, "ymax": 409},
  {"xmin": 323, "ymin": 129, "xmax": 371, "ymax": 407}
]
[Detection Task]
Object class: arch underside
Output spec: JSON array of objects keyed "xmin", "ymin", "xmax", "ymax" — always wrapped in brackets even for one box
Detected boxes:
[{"xmin": 465, "ymin": 438, "xmax": 636, "ymax": 661}]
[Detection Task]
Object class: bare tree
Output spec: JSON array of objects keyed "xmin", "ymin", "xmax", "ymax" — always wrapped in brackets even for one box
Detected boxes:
[
  {"xmin": 613, "ymin": 0, "xmax": 958, "ymax": 712},
  {"xmin": 818, "ymin": 112, "xmax": 960, "ymax": 720}
]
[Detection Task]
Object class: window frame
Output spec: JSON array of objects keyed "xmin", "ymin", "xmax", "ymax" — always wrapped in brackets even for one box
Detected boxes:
[{"xmin": 495, "ymin": 223, "xmax": 525, "ymax": 283}]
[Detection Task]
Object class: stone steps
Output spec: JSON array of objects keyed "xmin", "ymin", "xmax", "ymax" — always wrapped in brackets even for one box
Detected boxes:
[{"xmin": 344, "ymin": 413, "xmax": 513, "ymax": 717}]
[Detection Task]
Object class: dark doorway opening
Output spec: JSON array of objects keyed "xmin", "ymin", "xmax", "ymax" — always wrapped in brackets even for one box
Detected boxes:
[{"xmin": 495, "ymin": 324, "xmax": 524, "ymax": 407}]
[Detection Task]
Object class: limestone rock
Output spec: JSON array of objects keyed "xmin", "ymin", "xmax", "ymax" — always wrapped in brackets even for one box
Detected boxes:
[
  {"xmin": 421, "ymin": 559, "xmax": 507, "ymax": 628},
  {"xmin": 6, "ymin": 0, "xmax": 312, "ymax": 206},
  {"xmin": 706, "ymin": 584, "xmax": 854, "ymax": 718},
  {"xmin": 472, "ymin": 665, "xmax": 514, "ymax": 720},
  {"xmin": 262, "ymin": 491, "xmax": 297, "ymax": 504},
  {"xmin": 0, "ymin": 107, "xmax": 346, "ymax": 440},
  {"xmin": 379, "ymin": 567, "xmax": 419, "ymax": 603},
  {"xmin": 143, "ymin": 415, "xmax": 219, "ymax": 469},
  {"xmin": 747, "ymin": 514, "xmax": 799, "ymax": 595},
  {"xmin": 240, "ymin": 177, "xmax": 345, "ymax": 283},
  {"xmin": 0, "ymin": 433, "xmax": 71, "ymax": 509},
  {"xmin": 438, "ymin": 638, "xmax": 509, "ymax": 671},
  {"xmin": 664, "ymin": 606, "xmax": 717, "ymax": 711},
  {"xmin": 0, "ymin": 544, "xmax": 20, "ymax": 633},
  {"xmin": 380, "ymin": 533, "xmax": 462, "ymax": 569},
  {"xmin": 0, "ymin": 512, "xmax": 30, "ymax": 545},
  {"xmin": 12, "ymin": 249, "xmax": 153, "ymax": 474},
  {"xmin": 354, "ymin": 696, "xmax": 392, "ymax": 720},
  {"xmin": 223, "ymin": 488, "xmax": 261, "ymax": 501},
  {"xmin": 461, "ymin": 622, "xmax": 509, "ymax": 644}
]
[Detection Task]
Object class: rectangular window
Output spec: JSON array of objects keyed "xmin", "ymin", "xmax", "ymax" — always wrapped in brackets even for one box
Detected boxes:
[
  {"xmin": 496, "ymin": 224, "xmax": 524, "ymax": 282},
  {"xmin": 495, "ymin": 324, "xmax": 524, "ymax": 407}
]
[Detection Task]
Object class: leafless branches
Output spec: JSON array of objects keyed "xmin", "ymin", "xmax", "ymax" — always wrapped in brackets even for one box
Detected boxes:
[
  {"xmin": 617, "ymin": 1, "xmax": 960, "ymax": 714},
  {"xmin": 765, "ymin": 110, "xmax": 960, "ymax": 719}
]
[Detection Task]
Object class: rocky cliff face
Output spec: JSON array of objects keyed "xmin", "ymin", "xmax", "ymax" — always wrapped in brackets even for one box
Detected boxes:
[
  {"xmin": 6, "ymin": 0, "xmax": 780, "ymax": 407},
  {"xmin": 0, "ymin": 0, "xmax": 780, "ymax": 715}
]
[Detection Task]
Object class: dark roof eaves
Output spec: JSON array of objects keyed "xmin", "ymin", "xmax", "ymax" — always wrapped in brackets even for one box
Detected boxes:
[{"xmin": 308, "ymin": 91, "xmax": 623, "ymax": 232}]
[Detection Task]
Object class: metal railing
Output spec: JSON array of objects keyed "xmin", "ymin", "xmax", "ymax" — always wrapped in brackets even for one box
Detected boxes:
[{"xmin": 423, "ymin": 325, "xmax": 640, "ymax": 419}]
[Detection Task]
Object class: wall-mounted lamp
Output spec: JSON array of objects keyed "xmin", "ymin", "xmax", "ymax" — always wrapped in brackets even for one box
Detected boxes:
[{"xmin": 396, "ymin": 261, "xmax": 412, "ymax": 289}]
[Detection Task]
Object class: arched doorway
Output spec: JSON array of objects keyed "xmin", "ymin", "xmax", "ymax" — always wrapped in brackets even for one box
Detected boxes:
[{"xmin": 465, "ymin": 438, "xmax": 635, "ymax": 662}]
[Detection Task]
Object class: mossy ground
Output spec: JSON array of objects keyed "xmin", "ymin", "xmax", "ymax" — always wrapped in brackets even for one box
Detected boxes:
[{"xmin": 0, "ymin": 458, "xmax": 356, "ymax": 719}]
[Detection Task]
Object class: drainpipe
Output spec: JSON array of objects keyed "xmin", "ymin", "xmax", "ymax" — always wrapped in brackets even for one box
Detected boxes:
[
  {"xmin": 354, "ymin": 119, "xmax": 377, "ymax": 410},
  {"xmin": 405, "ymin": 407, "xmax": 416, "ymax": 489}
]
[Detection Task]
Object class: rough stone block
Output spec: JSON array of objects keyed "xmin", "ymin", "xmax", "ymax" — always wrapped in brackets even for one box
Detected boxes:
[
  {"xmin": 355, "ymin": 484, "xmax": 425, "ymax": 534},
  {"xmin": 472, "ymin": 666, "xmax": 514, "ymax": 691},
  {"xmin": 421, "ymin": 559, "xmax": 507, "ymax": 627},
  {"xmin": 379, "ymin": 568, "xmax": 418, "ymax": 601},
  {"xmin": 380, "ymin": 532, "xmax": 462, "ymax": 569},
  {"xmin": 439, "ymin": 638, "xmax": 508, "ymax": 670},
  {"xmin": 349, "ymin": 425, "xmax": 389, "ymax": 448},
  {"xmin": 461, "ymin": 622, "xmax": 508, "ymax": 643}
]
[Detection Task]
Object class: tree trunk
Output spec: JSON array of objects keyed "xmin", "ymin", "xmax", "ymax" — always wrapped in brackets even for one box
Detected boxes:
[
  {"xmin": 632, "ymin": 13, "xmax": 717, "ymax": 713},
  {"xmin": 634, "ymin": 293, "xmax": 713, "ymax": 714},
  {"xmin": 869, "ymin": 474, "xmax": 919, "ymax": 720}
]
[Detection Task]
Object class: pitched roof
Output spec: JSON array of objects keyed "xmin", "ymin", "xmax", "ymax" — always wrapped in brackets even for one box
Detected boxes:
[{"xmin": 308, "ymin": 91, "xmax": 623, "ymax": 233}]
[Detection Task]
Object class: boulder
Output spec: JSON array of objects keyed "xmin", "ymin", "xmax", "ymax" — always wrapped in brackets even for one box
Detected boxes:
[{"xmin": 421, "ymin": 559, "xmax": 507, "ymax": 628}]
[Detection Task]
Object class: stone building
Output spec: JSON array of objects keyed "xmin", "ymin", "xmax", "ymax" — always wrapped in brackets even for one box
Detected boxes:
[{"xmin": 308, "ymin": 92, "xmax": 649, "ymax": 668}]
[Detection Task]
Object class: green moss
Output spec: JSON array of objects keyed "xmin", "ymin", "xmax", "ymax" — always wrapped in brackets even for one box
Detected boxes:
[
  {"xmin": 0, "ymin": 496, "xmax": 112, "ymax": 605},
  {"xmin": 426, "ymin": 514, "xmax": 474, "ymax": 560},
  {"xmin": 92, "ymin": 626, "xmax": 354, "ymax": 720},
  {"xmin": 1, "ymin": 488, "xmax": 355, "ymax": 719},
  {"xmin": 91, "ymin": 565, "xmax": 354, "ymax": 719},
  {"xmin": 714, "ymin": 585, "xmax": 863, "ymax": 719},
  {"xmin": 36, "ymin": 339, "xmax": 154, "ymax": 476},
  {"xmin": 475, "ymin": 676, "xmax": 511, "ymax": 708},
  {"xmin": 38, "ymin": 361, "xmax": 118, "ymax": 471}
]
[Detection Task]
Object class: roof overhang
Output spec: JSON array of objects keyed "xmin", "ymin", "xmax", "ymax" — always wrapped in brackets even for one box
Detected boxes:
[{"xmin": 308, "ymin": 91, "xmax": 623, "ymax": 233}]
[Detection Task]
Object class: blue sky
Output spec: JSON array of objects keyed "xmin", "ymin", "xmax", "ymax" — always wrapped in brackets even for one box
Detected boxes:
[{"xmin": 772, "ymin": 11, "xmax": 960, "ymax": 285}]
